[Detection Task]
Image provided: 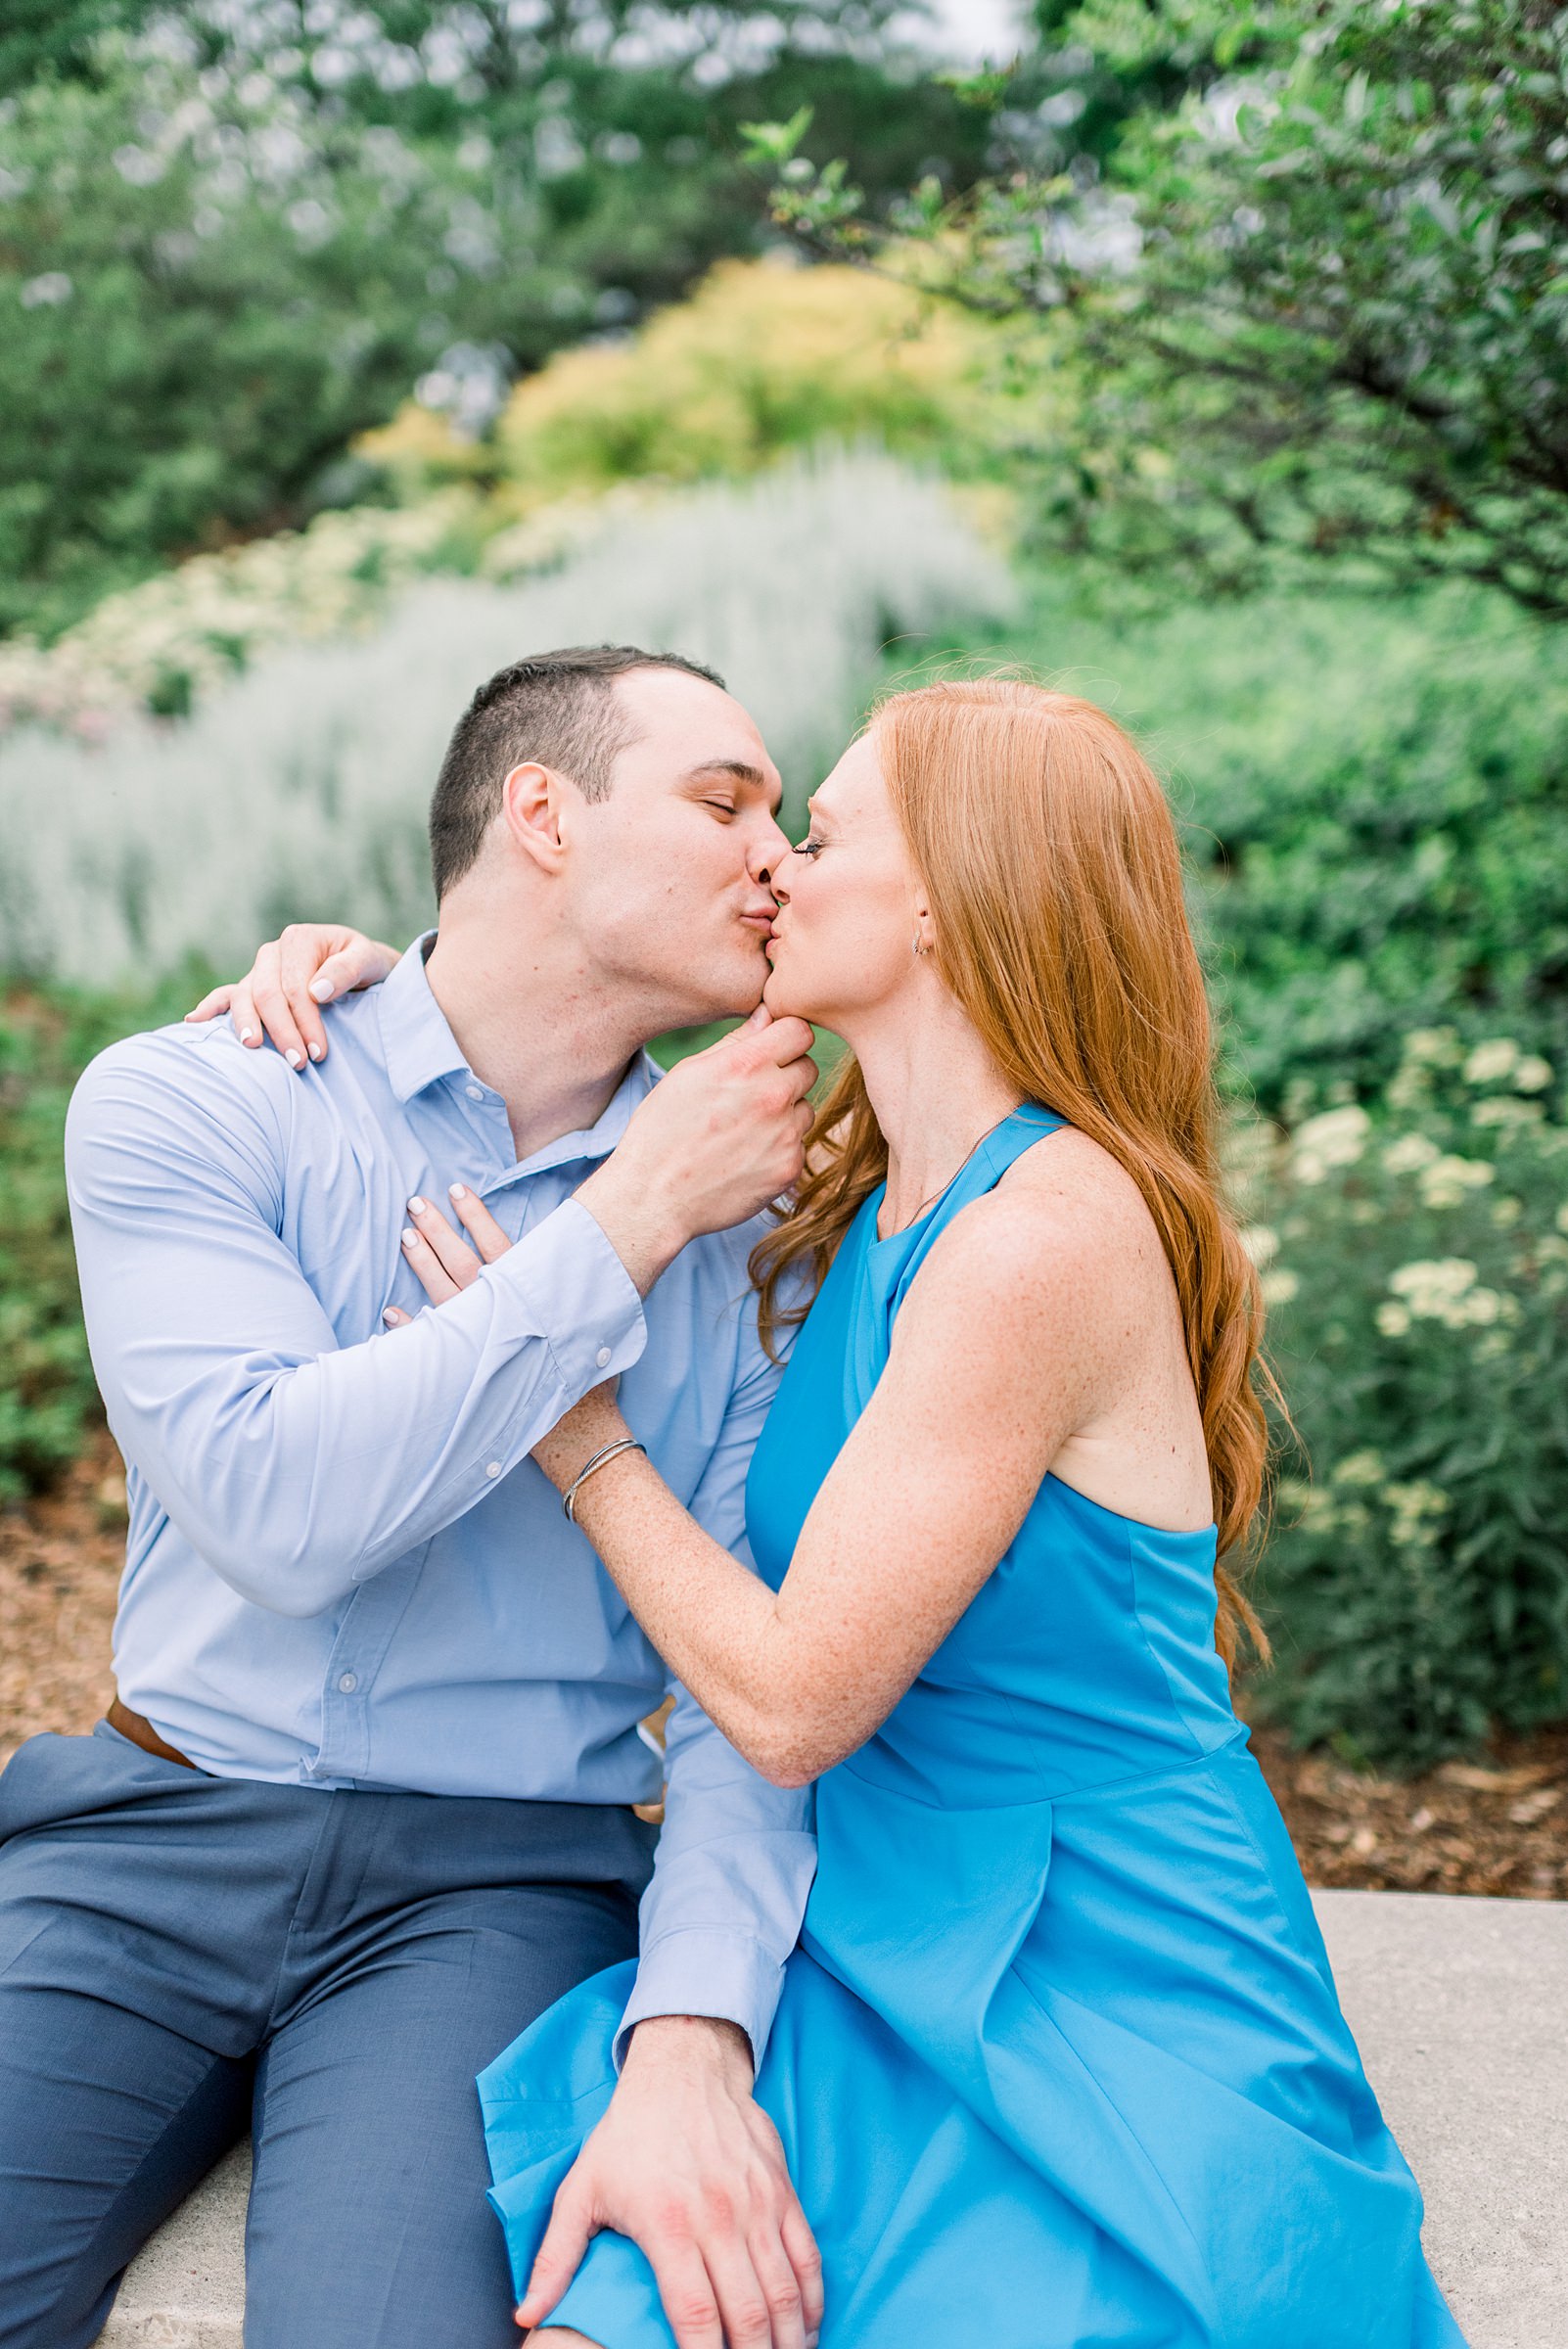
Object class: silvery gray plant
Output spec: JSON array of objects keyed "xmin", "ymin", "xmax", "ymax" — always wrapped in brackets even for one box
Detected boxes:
[{"xmin": 0, "ymin": 453, "xmax": 1014, "ymax": 987}]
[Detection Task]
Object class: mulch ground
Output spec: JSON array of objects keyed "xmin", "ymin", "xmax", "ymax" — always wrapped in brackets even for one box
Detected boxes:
[{"xmin": 4, "ymin": 1429, "xmax": 1565, "ymax": 1900}]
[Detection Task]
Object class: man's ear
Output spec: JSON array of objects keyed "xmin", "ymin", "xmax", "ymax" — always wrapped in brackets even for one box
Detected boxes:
[{"xmin": 499, "ymin": 761, "xmax": 575, "ymax": 874}]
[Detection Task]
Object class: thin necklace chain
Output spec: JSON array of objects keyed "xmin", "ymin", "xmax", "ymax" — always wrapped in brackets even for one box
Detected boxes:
[{"xmin": 880, "ymin": 1105, "xmax": 1025, "ymax": 1238}]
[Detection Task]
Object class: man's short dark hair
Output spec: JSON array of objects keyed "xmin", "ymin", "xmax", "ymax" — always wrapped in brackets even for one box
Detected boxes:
[{"xmin": 428, "ymin": 644, "xmax": 725, "ymax": 898}]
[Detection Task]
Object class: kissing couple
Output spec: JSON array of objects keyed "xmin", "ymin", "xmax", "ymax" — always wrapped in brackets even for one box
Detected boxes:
[{"xmin": 0, "ymin": 648, "xmax": 1463, "ymax": 2349}]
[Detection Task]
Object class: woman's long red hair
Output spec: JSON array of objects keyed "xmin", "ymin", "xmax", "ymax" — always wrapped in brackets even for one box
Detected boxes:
[{"xmin": 752, "ymin": 678, "xmax": 1275, "ymax": 1668}]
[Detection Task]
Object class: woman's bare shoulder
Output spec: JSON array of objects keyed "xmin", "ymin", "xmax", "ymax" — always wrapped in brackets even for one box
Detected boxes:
[
  {"xmin": 1000, "ymin": 1122, "xmax": 1159, "ymax": 1245},
  {"xmin": 898, "ymin": 1126, "xmax": 1168, "ymax": 1366}
]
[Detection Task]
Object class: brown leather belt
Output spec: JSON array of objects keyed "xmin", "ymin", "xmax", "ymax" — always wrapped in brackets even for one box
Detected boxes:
[{"xmin": 108, "ymin": 1696, "xmax": 199, "ymax": 1771}]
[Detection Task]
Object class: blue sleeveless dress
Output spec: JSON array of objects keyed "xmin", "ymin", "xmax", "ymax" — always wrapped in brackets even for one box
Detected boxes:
[{"xmin": 480, "ymin": 1106, "xmax": 1465, "ymax": 2348}]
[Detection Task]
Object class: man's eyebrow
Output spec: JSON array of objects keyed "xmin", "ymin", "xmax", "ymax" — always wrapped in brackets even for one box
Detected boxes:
[{"xmin": 682, "ymin": 759, "xmax": 771, "ymax": 789}]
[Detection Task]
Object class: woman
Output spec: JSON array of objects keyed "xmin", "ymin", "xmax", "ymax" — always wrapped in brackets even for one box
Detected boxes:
[{"xmin": 212, "ymin": 680, "xmax": 1463, "ymax": 2348}]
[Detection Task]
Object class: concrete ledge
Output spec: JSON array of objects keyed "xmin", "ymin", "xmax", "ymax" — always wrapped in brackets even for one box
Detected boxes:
[
  {"xmin": 98, "ymin": 1890, "xmax": 1566, "ymax": 2347},
  {"xmin": 96, "ymin": 2138, "xmax": 249, "ymax": 2346},
  {"xmin": 1314, "ymin": 1889, "xmax": 1567, "ymax": 2349}
]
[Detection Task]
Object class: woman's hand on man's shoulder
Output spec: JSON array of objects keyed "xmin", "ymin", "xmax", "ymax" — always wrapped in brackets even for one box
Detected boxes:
[{"xmin": 183, "ymin": 924, "xmax": 400, "ymax": 1072}]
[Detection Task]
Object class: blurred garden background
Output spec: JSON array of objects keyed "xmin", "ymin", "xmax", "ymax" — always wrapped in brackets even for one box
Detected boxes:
[{"xmin": 2, "ymin": 0, "xmax": 1565, "ymax": 1892}]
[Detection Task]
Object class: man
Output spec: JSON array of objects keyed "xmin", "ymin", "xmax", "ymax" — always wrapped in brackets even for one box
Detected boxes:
[{"xmin": 0, "ymin": 648, "xmax": 824, "ymax": 2349}]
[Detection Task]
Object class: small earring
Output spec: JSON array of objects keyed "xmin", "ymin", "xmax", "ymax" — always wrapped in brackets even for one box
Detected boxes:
[{"xmin": 910, "ymin": 930, "xmax": 923, "ymax": 959}]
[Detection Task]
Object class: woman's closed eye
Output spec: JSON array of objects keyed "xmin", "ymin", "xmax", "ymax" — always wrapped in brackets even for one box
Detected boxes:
[{"xmin": 792, "ymin": 835, "xmax": 826, "ymax": 858}]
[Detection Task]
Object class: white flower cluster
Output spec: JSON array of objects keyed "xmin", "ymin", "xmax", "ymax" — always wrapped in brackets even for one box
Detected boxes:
[
  {"xmin": 1376, "ymin": 1257, "xmax": 1517, "ymax": 1338},
  {"xmin": 1383, "ymin": 1131, "xmax": 1524, "ymax": 1208},
  {"xmin": 1540, "ymin": 1227, "xmax": 1568, "ymax": 1301},
  {"xmin": 1471, "ymin": 1096, "xmax": 1545, "ymax": 1133},
  {"xmin": 1415, "ymin": 1154, "xmax": 1495, "ymax": 1210},
  {"xmin": 1381, "ymin": 1131, "xmax": 1439, "ymax": 1174},
  {"xmin": 1274, "ymin": 1477, "xmax": 1346, "ymax": 1535},
  {"xmin": 1405, "ymin": 1028, "xmax": 1464, "ymax": 1068},
  {"xmin": 1381, "ymin": 1480, "xmax": 1451, "ymax": 1551},
  {"xmin": 1290, "ymin": 1103, "xmax": 1370, "ymax": 1183},
  {"xmin": 1276, "ymin": 1452, "xmax": 1449, "ymax": 1551},
  {"xmin": 1386, "ymin": 1025, "xmax": 1556, "ymax": 1117},
  {"xmin": 1239, "ymin": 1223, "xmax": 1299, "ymax": 1303},
  {"xmin": 1463, "ymin": 1037, "xmax": 1553, "ymax": 1092}
]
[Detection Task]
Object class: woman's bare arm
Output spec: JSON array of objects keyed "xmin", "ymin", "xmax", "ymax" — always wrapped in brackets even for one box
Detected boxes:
[{"xmin": 543, "ymin": 1182, "xmax": 1119, "ymax": 1787}]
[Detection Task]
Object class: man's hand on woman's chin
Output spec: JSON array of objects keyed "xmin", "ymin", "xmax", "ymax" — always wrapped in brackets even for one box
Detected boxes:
[{"xmin": 517, "ymin": 2013, "xmax": 822, "ymax": 2349}]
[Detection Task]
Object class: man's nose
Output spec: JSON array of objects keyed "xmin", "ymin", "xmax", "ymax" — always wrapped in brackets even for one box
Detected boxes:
[{"xmin": 750, "ymin": 816, "xmax": 792, "ymax": 886}]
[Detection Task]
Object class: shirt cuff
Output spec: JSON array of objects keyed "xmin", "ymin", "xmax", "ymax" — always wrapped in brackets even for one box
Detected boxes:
[
  {"xmin": 613, "ymin": 1927, "xmax": 787, "ymax": 2076},
  {"xmin": 488, "ymin": 1194, "xmax": 646, "ymax": 1394}
]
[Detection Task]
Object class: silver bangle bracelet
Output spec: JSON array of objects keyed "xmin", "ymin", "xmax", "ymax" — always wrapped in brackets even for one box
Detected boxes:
[{"xmin": 562, "ymin": 1436, "xmax": 646, "ymax": 1524}]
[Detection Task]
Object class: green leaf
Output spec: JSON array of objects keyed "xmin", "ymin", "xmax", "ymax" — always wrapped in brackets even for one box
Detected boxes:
[{"xmin": 737, "ymin": 106, "xmax": 815, "ymax": 166}]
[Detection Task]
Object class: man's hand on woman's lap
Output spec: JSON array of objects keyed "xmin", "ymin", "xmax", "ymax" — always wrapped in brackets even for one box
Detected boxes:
[{"xmin": 517, "ymin": 2014, "xmax": 822, "ymax": 2349}]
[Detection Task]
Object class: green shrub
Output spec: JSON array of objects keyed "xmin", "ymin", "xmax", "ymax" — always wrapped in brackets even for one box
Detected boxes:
[
  {"xmin": 0, "ymin": 17, "xmax": 1004, "ymax": 642},
  {"xmin": 1243, "ymin": 1028, "xmax": 1568, "ymax": 1769},
  {"xmin": 978, "ymin": 574, "xmax": 1568, "ymax": 1111},
  {"xmin": 363, "ymin": 259, "xmax": 1016, "ymax": 511}
]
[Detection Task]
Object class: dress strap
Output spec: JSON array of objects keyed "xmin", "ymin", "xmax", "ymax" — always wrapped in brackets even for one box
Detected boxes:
[
  {"xmin": 851, "ymin": 1106, "xmax": 1067, "ymax": 1391},
  {"xmin": 899, "ymin": 1102, "xmax": 1063, "ymax": 1273},
  {"xmin": 964, "ymin": 1103, "xmax": 1065, "ymax": 1195}
]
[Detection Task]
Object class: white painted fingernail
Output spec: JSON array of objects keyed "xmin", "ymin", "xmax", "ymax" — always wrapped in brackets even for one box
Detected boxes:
[
  {"xmin": 448, "ymin": 1182, "xmax": 467, "ymax": 1201},
  {"xmin": 307, "ymin": 1040, "xmax": 323, "ymax": 1062},
  {"xmin": 286, "ymin": 1048, "xmax": 302, "ymax": 1069},
  {"xmin": 309, "ymin": 977, "xmax": 334, "ymax": 1001},
  {"xmin": 239, "ymin": 1026, "xmax": 255, "ymax": 1044},
  {"xmin": 401, "ymin": 1226, "xmax": 417, "ymax": 1248},
  {"xmin": 383, "ymin": 1308, "xmax": 399, "ymax": 1326},
  {"xmin": 407, "ymin": 1195, "xmax": 427, "ymax": 1215}
]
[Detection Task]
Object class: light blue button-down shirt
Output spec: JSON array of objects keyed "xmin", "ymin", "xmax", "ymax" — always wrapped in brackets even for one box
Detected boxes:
[{"xmin": 65, "ymin": 938, "xmax": 814, "ymax": 2061}]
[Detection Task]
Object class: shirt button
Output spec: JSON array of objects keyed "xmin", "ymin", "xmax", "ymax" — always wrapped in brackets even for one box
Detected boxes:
[
  {"xmin": 595, "ymin": 1346, "xmax": 613, "ymax": 1369},
  {"xmin": 485, "ymin": 1460, "xmax": 502, "ymax": 1479},
  {"xmin": 465, "ymin": 1082, "xmax": 484, "ymax": 1102},
  {"xmin": 337, "ymin": 1672, "xmax": 357, "ymax": 1694}
]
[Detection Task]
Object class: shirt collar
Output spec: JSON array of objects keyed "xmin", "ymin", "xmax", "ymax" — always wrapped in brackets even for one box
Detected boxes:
[
  {"xmin": 378, "ymin": 934, "xmax": 470, "ymax": 1104},
  {"xmin": 377, "ymin": 931, "xmax": 660, "ymax": 1169}
]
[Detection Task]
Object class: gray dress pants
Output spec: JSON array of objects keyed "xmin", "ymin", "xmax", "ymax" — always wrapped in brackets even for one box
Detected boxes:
[{"xmin": 0, "ymin": 1723, "xmax": 654, "ymax": 2349}]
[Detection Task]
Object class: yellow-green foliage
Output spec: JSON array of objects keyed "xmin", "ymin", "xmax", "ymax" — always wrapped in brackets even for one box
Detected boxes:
[{"xmin": 362, "ymin": 258, "xmax": 1012, "ymax": 511}]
